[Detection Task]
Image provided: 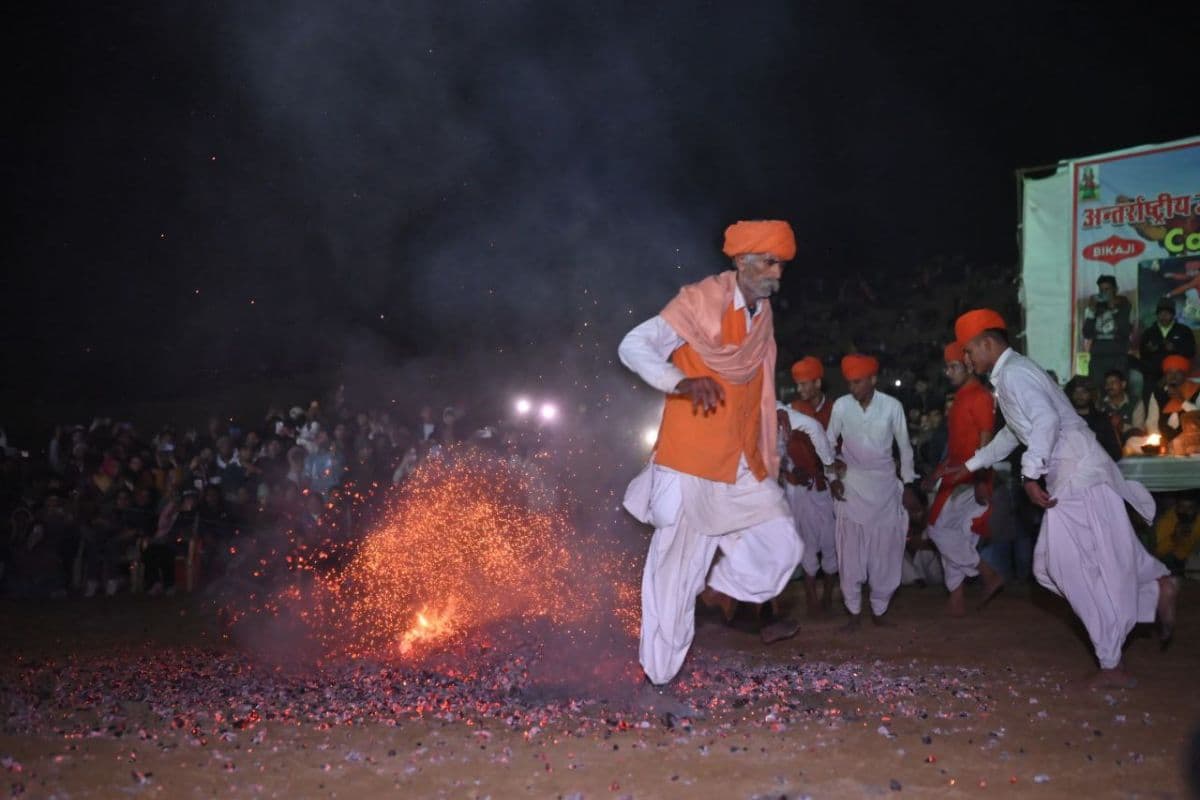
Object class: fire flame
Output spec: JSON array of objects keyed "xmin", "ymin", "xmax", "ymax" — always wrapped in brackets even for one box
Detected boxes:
[
  {"xmin": 258, "ymin": 448, "xmax": 640, "ymax": 662},
  {"xmin": 398, "ymin": 601, "xmax": 458, "ymax": 655}
]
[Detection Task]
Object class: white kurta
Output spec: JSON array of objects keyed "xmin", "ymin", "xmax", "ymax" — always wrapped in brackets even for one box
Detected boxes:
[
  {"xmin": 925, "ymin": 487, "xmax": 984, "ymax": 591},
  {"xmin": 619, "ymin": 293, "xmax": 802, "ymax": 685},
  {"xmin": 966, "ymin": 347, "xmax": 1168, "ymax": 669},
  {"xmin": 826, "ymin": 391, "xmax": 914, "ymax": 616}
]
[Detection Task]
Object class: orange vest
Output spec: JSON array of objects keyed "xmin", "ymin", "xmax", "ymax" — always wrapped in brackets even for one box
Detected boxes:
[{"xmin": 654, "ymin": 302, "xmax": 766, "ymax": 483}]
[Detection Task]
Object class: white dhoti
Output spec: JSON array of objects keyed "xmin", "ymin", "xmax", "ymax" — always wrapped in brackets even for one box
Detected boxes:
[
  {"xmin": 785, "ymin": 482, "xmax": 837, "ymax": 576},
  {"xmin": 1033, "ymin": 429, "xmax": 1168, "ymax": 669},
  {"xmin": 926, "ymin": 488, "xmax": 984, "ymax": 591},
  {"xmin": 624, "ymin": 461, "xmax": 801, "ymax": 685},
  {"xmin": 834, "ymin": 468, "xmax": 907, "ymax": 616}
]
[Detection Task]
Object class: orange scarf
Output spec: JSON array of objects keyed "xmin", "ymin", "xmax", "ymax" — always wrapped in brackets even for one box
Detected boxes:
[{"xmin": 659, "ymin": 270, "xmax": 780, "ymax": 478}]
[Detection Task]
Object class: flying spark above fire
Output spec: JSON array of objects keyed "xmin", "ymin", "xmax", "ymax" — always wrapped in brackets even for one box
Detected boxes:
[{"xmin": 242, "ymin": 448, "xmax": 641, "ymax": 664}]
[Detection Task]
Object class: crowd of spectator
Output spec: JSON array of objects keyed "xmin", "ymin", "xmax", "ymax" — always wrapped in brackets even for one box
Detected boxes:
[{"xmin": 0, "ymin": 389, "xmax": 553, "ymax": 600}]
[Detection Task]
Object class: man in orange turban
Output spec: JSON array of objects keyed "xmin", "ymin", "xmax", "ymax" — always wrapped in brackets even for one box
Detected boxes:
[
  {"xmin": 825, "ymin": 353, "xmax": 915, "ymax": 630},
  {"xmin": 780, "ymin": 356, "xmax": 840, "ymax": 614},
  {"xmin": 618, "ymin": 219, "xmax": 807, "ymax": 685},
  {"xmin": 1147, "ymin": 355, "xmax": 1198, "ymax": 437},
  {"xmin": 921, "ymin": 342, "xmax": 1003, "ymax": 616},
  {"xmin": 947, "ymin": 309, "xmax": 1176, "ymax": 688}
]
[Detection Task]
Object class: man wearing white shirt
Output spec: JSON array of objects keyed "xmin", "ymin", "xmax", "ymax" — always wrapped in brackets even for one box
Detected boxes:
[
  {"xmin": 618, "ymin": 220, "xmax": 823, "ymax": 686},
  {"xmin": 781, "ymin": 356, "xmax": 841, "ymax": 614},
  {"xmin": 948, "ymin": 309, "xmax": 1178, "ymax": 689},
  {"xmin": 826, "ymin": 354, "xmax": 915, "ymax": 630}
]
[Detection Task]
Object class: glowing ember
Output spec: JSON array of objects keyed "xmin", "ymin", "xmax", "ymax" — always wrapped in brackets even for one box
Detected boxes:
[{"xmin": 250, "ymin": 447, "xmax": 640, "ymax": 662}]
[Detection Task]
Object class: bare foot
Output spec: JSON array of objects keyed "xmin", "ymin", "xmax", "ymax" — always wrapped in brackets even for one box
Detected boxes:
[
  {"xmin": 1084, "ymin": 667, "xmax": 1137, "ymax": 690},
  {"xmin": 975, "ymin": 562, "xmax": 1005, "ymax": 610},
  {"xmin": 761, "ymin": 618, "xmax": 801, "ymax": 644},
  {"xmin": 946, "ymin": 586, "xmax": 967, "ymax": 617},
  {"xmin": 839, "ymin": 615, "xmax": 861, "ymax": 633},
  {"xmin": 1157, "ymin": 575, "xmax": 1180, "ymax": 649},
  {"xmin": 699, "ymin": 587, "xmax": 737, "ymax": 623}
]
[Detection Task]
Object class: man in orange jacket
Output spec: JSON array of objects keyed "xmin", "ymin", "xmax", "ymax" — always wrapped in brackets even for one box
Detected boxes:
[
  {"xmin": 923, "ymin": 342, "xmax": 1004, "ymax": 616},
  {"xmin": 619, "ymin": 220, "xmax": 820, "ymax": 685}
]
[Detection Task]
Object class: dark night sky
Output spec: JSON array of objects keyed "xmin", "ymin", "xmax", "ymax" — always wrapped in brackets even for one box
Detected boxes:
[{"xmin": 6, "ymin": 1, "xmax": 1200, "ymax": 417}]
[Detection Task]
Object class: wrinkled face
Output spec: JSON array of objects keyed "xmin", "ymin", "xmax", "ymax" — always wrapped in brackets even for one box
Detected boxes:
[
  {"xmin": 735, "ymin": 252, "xmax": 786, "ymax": 302},
  {"xmin": 1158, "ymin": 309, "xmax": 1175, "ymax": 327},
  {"xmin": 847, "ymin": 375, "xmax": 876, "ymax": 404},
  {"xmin": 795, "ymin": 377, "xmax": 822, "ymax": 404},
  {"xmin": 1104, "ymin": 374, "xmax": 1125, "ymax": 400},
  {"xmin": 944, "ymin": 360, "xmax": 970, "ymax": 389}
]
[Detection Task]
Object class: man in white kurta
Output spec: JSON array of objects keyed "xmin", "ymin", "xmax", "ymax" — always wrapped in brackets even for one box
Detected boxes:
[
  {"xmin": 826, "ymin": 354, "xmax": 916, "ymax": 628},
  {"xmin": 781, "ymin": 356, "xmax": 840, "ymax": 613},
  {"xmin": 951, "ymin": 309, "xmax": 1178, "ymax": 688},
  {"xmin": 619, "ymin": 220, "xmax": 824, "ymax": 686}
]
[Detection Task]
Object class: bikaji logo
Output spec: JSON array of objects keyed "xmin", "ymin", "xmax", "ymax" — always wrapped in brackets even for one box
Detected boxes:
[{"xmin": 1082, "ymin": 235, "xmax": 1146, "ymax": 266}]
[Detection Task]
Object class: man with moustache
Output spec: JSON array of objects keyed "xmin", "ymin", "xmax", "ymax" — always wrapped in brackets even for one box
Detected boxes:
[{"xmin": 619, "ymin": 220, "xmax": 804, "ymax": 685}]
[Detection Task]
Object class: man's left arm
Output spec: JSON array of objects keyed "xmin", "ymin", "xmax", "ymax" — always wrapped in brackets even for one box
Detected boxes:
[{"xmin": 1013, "ymin": 378, "xmax": 1061, "ymax": 481}]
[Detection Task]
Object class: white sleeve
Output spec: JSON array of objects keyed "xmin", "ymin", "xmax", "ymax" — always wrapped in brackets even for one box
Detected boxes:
[
  {"xmin": 777, "ymin": 402, "xmax": 836, "ymax": 465},
  {"xmin": 1013, "ymin": 378, "xmax": 1061, "ymax": 480},
  {"xmin": 965, "ymin": 426, "xmax": 1020, "ymax": 472},
  {"xmin": 617, "ymin": 316, "xmax": 687, "ymax": 394},
  {"xmin": 892, "ymin": 399, "xmax": 916, "ymax": 483}
]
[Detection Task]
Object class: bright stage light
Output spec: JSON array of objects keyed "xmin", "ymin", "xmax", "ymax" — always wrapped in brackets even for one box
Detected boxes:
[
  {"xmin": 539, "ymin": 403, "xmax": 558, "ymax": 422},
  {"xmin": 514, "ymin": 397, "xmax": 533, "ymax": 416},
  {"xmin": 641, "ymin": 427, "xmax": 658, "ymax": 448}
]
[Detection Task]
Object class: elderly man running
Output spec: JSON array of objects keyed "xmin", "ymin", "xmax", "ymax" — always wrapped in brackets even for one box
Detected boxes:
[{"xmin": 619, "ymin": 220, "xmax": 809, "ymax": 685}]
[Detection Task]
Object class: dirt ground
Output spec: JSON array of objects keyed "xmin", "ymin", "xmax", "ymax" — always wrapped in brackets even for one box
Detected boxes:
[{"xmin": 2, "ymin": 580, "xmax": 1198, "ymax": 800}]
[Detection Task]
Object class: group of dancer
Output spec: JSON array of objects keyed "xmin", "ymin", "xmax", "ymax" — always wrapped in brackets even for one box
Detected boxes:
[{"xmin": 620, "ymin": 219, "xmax": 1179, "ymax": 690}]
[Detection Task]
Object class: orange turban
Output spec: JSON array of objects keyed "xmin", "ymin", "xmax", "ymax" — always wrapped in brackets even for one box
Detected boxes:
[
  {"xmin": 954, "ymin": 308, "xmax": 1007, "ymax": 347},
  {"xmin": 943, "ymin": 341, "xmax": 966, "ymax": 364},
  {"xmin": 841, "ymin": 354, "xmax": 879, "ymax": 381},
  {"xmin": 722, "ymin": 220, "xmax": 796, "ymax": 261},
  {"xmin": 1162, "ymin": 355, "xmax": 1191, "ymax": 374},
  {"xmin": 791, "ymin": 356, "xmax": 823, "ymax": 382}
]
